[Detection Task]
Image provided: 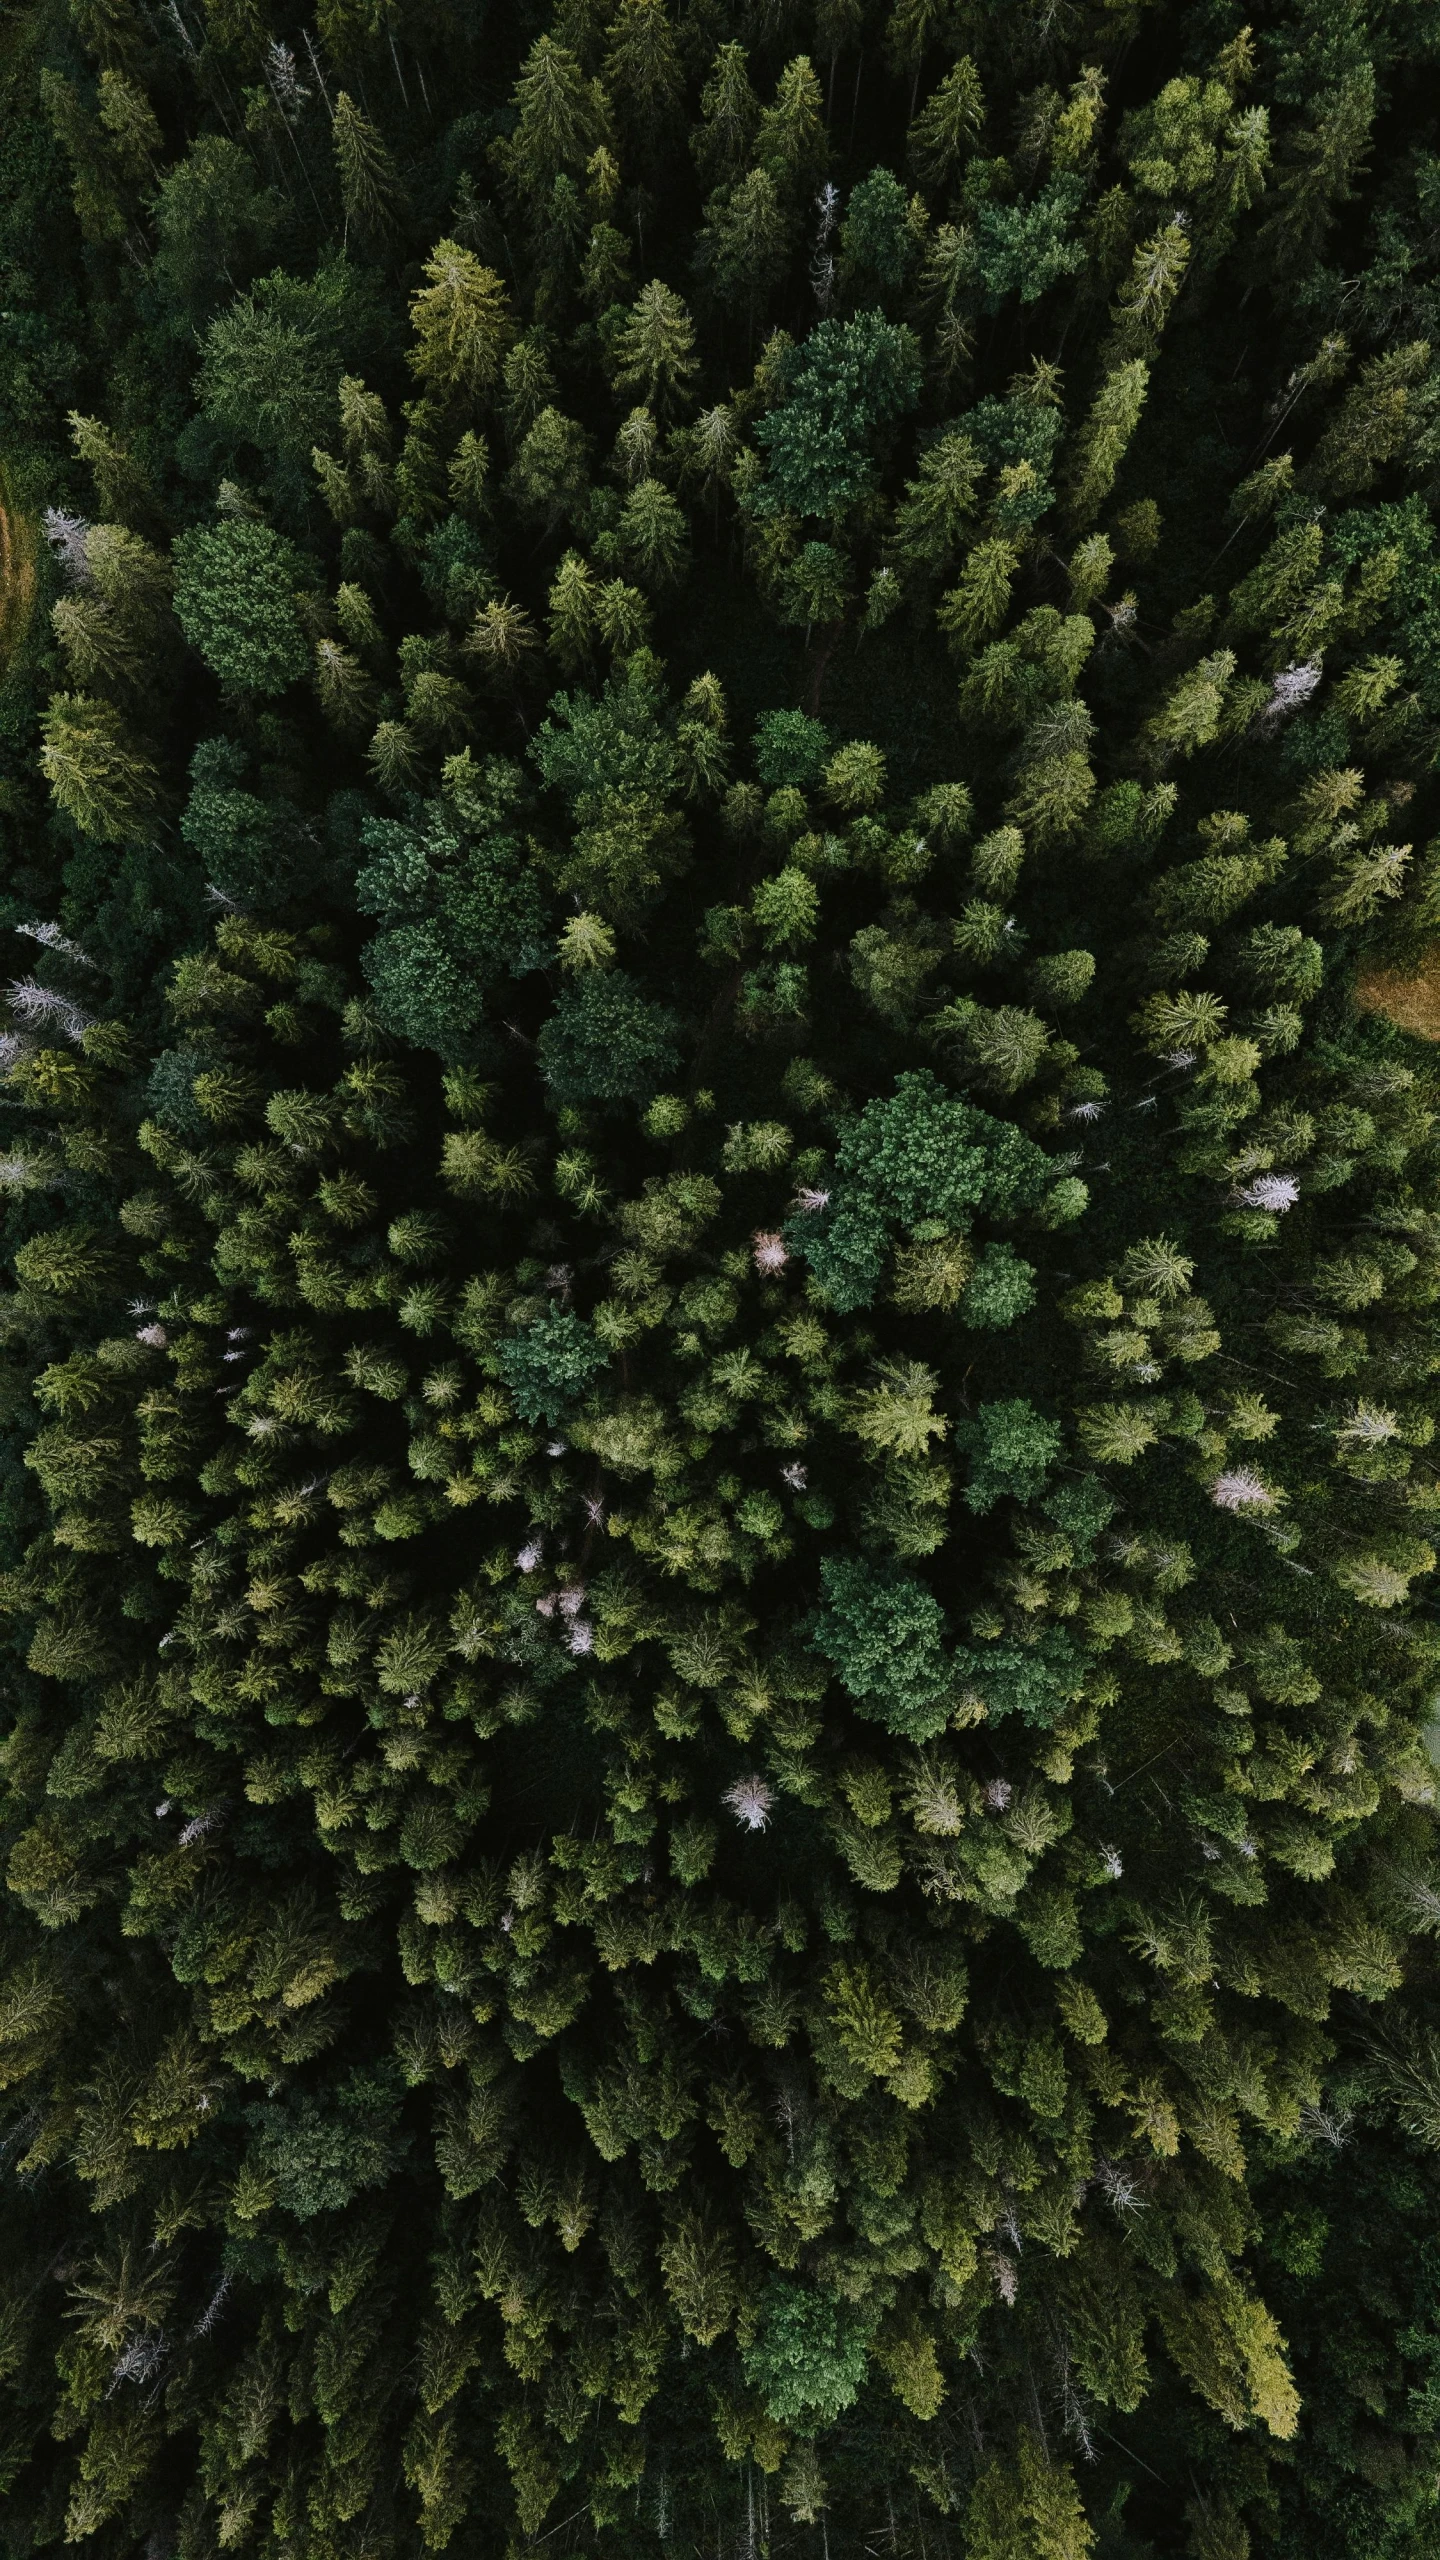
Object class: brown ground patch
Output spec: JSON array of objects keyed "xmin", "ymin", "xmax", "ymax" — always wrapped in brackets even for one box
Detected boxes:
[
  {"xmin": 1355, "ymin": 948, "xmax": 1440, "ymax": 1041},
  {"xmin": 0, "ymin": 476, "xmax": 37, "ymax": 672}
]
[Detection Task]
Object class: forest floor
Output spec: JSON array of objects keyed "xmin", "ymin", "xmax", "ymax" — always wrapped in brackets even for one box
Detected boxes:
[{"xmin": 1357, "ymin": 949, "xmax": 1440, "ymax": 1040}]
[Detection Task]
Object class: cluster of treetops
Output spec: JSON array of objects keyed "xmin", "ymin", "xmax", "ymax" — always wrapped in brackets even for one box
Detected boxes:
[{"xmin": 6, "ymin": 0, "xmax": 1440, "ymax": 2551}]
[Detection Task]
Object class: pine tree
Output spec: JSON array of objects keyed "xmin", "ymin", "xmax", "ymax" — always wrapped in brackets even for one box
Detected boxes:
[
  {"xmin": 332, "ymin": 91, "xmax": 405, "ymax": 246},
  {"xmin": 607, "ymin": 279, "xmax": 699, "ymax": 413},
  {"xmin": 408, "ymin": 241, "xmax": 516, "ymax": 408},
  {"xmin": 692, "ymin": 39, "xmax": 758, "ymax": 190},
  {"xmin": 908, "ymin": 58, "xmax": 985, "ymax": 188},
  {"xmin": 50, "ymin": 524, "xmax": 173, "ymax": 695},
  {"xmin": 38, "ymin": 694, "xmax": 161, "ymax": 839},
  {"xmin": 1063, "ymin": 358, "xmax": 1150, "ymax": 525},
  {"xmin": 494, "ymin": 35, "xmax": 613, "ymax": 224},
  {"xmin": 604, "ymin": 0, "xmax": 686, "ymax": 164},
  {"xmin": 1259, "ymin": 64, "xmax": 1376, "ymax": 279},
  {"xmin": 697, "ymin": 168, "xmax": 791, "ymax": 326}
]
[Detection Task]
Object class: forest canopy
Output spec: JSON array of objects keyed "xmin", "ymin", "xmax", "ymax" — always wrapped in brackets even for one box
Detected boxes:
[{"xmin": 4, "ymin": 0, "xmax": 1440, "ymax": 2555}]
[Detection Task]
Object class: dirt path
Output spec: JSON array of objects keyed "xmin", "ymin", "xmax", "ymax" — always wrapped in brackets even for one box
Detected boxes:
[{"xmin": 0, "ymin": 467, "xmax": 37, "ymax": 673}]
